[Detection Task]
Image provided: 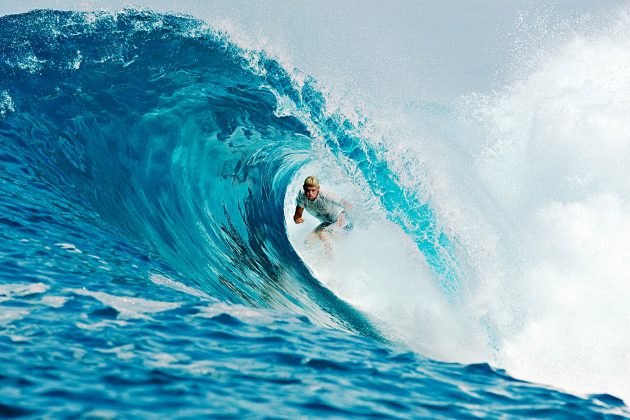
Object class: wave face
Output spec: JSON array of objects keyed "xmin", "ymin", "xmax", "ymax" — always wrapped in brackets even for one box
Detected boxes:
[
  {"xmin": 0, "ymin": 9, "xmax": 385, "ymax": 338},
  {"xmin": 0, "ymin": 9, "xmax": 627, "ymax": 417}
]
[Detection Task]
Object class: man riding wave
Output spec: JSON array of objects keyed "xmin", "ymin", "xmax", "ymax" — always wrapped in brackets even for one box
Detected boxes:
[{"xmin": 293, "ymin": 176, "xmax": 353, "ymax": 246}]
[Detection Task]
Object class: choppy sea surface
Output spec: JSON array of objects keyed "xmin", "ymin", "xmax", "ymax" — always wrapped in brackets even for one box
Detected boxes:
[{"xmin": 1, "ymin": 9, "xmax": 629, "ymax": 418}]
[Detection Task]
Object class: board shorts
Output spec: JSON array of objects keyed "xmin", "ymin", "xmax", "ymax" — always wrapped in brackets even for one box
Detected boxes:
[{"xmin": 313, "ymin": 211, "xmax": 354, "ymax": 235}]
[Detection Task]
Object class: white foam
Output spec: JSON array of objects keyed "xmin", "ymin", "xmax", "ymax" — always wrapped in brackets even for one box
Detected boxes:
[
  {"xmin": 0, "ymin": 90, "xmax": 15, "ymax": 117},
  {"xmin": 56, "ymin": 243, "xmax": 83, "ymax": 253},
  {"xmin": 196, "ymin": 302, "xmax": 273, "ymax": 324},
  {"xmin": 149, "ymin": 273, "xmax": 214, "ymax": 300},
  {"xmin": 286, "ymin": 168, "xmax": 489, "ymax": 363},
  {"xmin": 69, "ymin": 50, "xmax": 83, "ymax": 70},
  {"xmin": 0, "ymin": 283, "xmax": 65, "ymax": 324},
  {"xmin": 40, "ymin": 295, "xmax": 68, "ymax": 308},
  {"xmin": 76, "ymin": 319, "xmax": 129, "ymax": 330},
  {"xmin": 0, "ymin": 308, "xmax": 30, "ymax": 326},
  {"xmin": 97, "ymin": 344, "xmax": 136, "ymax": 360},
  {"xmin": 282, "ymin": 6, "xmax": 630, "ymax": 401},
  {"xmin": 9, "ymin": 335, "xmax": 30, "ymax": 342},
  {"xmin": 68, "ymin": 288, "xmax": 181, "ymax": 319},
  {"xmin": 0, "ymin": 282, "xmax": 49, "ymax": 302},
  {"xmin": 458, "ymin": 10, "xmax": 630, "ymax": 401}
]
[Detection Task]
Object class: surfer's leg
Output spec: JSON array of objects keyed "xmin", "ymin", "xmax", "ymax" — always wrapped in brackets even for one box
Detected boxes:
[
  {"xmin": 317, "ymin": 229, "xmax": 333, "ymax": 255},
  {"xmin": 313, "ymin": 221, "xmax": 332, "ymax": 235},
  {"xmin": 305, "ymin": 222, "xmax": 331, "ymax": 246},
  {"xmin": 304, "ymin": 222, "xmax": 334, "ymax": 254},
  {"xmin": 325, "ymin": 211, "xmax": 353, "ymax": 238}
]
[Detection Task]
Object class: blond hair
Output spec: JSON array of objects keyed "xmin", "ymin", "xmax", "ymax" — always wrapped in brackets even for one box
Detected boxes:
[{"xmin": 303, "ymin": 176, "xmax": 320, "ymax": 188}]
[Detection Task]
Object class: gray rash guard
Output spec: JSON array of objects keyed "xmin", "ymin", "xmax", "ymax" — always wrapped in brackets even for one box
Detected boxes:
[{"xmin": 296, "ymin": 189, "xmax": 344, "ymax": 223}]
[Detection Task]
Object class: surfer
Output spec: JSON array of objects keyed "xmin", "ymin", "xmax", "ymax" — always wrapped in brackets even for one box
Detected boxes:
[{"xmin": 293, "ymin": 176, "xmax": 353, "ymax": 247}]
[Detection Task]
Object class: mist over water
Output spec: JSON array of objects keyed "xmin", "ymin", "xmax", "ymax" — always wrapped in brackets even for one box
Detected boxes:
[
  {"xmin": 461, "ymin": 10, "xmax": 630, "ymax": 400},
  {"xmin": 2, "ymin": 0, "xmax": 629, "ymax": 410}
]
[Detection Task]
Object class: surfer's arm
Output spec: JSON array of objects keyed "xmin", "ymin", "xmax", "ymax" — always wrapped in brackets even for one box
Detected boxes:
[
  {"xmin": 293, "ymin": 206, "xmax": 304, "ymax": 224},
  {"xmin": 324, "ymin": 190, "xmax": 352, "ymax": 210}
]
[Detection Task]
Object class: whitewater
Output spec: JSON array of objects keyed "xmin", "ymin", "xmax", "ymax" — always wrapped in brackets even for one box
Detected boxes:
[{"xmin": 0, "ymin": 1, "xmax": 629, "ymax": 418}]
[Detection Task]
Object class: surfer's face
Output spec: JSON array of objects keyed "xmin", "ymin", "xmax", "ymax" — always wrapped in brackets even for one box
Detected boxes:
[{"xmin": 304, "ymin": 185, "xmax": 319, "ymax": 201}]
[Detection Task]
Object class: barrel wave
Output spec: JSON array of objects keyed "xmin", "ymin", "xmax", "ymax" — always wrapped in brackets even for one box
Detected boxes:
[
  {"xmin": 0, "ymin": 9, "xmax": 628, "ymax": 418},
  {"xmin": 1, "ymin": 9, "xmax": 463, "ymax": 334},
  {"xmin": 0, "ymin": 9, "xmax": 391, "ymax": 337}
]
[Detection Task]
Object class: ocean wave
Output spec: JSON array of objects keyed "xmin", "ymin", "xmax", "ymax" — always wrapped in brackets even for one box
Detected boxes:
[{"xmin": 1, "ymin": 8, "xmax": 628, "ymax": 416}]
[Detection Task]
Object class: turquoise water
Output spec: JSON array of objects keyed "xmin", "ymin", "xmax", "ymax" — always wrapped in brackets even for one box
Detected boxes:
[{"xmin": 0, "ymin": 9, "xmax": 628, "ymax": 418}]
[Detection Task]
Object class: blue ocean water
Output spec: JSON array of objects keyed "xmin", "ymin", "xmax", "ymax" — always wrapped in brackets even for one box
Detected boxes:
[{"xmin": 0, "ymin": 9, "xmax": 628, "ymax": 418}]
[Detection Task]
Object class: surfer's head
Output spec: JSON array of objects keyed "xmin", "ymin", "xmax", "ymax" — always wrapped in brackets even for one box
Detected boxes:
[{"xmin": 303, "ymin": 176, "xmax": 320, "ymax": 201}]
